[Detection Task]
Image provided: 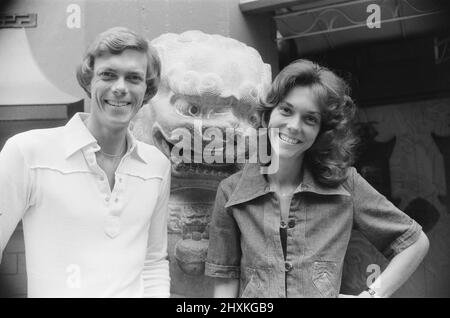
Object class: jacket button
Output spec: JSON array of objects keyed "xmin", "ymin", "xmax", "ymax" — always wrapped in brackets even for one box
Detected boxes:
[
  {"xmin": 285, "ymin": 262, "xmax": 293, "ymax": 272},
  {"xmin": 288, "ymin": 219, "xmax": 295, "ymax": 228}
]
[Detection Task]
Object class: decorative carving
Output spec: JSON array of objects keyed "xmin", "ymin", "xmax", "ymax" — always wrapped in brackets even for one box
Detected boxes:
[
  {"xmin": 174, "ymin": 238, "xmax": 209, "ymax": 276},
  {"xmin": 132, "ymin": 31, "xmax": 271, "ymax": 295},
  {"xmin": 182, "ymin": 204, "xmax": 211, "ymax": 236},
  {"xmin": 168, "ymin": 205, "xmax": 183, "ymax": 233},
  {"xmin": 132, "ymin": 31, "xmax": 271, "ymax": 179},
  {"xmin": 275, "ymin": 0, "xmax": 448, "ymax": 41},
  {"xmin": 0, "ymin": 14, "xmax": 37, "ymax": 28}
]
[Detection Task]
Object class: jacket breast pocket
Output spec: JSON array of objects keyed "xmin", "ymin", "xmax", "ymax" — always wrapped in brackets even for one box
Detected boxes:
[{"xmin": 312, "ymin": 260, "xmax": 338, "ymax": 298}]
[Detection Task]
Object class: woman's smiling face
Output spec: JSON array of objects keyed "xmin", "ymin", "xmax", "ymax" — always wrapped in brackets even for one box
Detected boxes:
[{"xmin": 268, "ymin": 86, "xmax": 322, "ymax": 160}]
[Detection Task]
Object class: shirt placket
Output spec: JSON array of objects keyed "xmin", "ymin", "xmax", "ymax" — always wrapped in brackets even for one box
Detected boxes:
[
  {"xmin": 105, "ymin": 151, "xmax": 131, "ymax": 239},
  {"xmin": 261, "ymin": 187, "xmax": 294, "ymax": 297},
  {"xmin": 263, "ymin": 194, "xmax": 285, "ymax": 298},
  {"xmin": 83, "ymin": 145, "xmax": 128, "ymax": 239},
  {"xmin": 285, "ymin": 184, "xmax": 308, "ymax": 297}
]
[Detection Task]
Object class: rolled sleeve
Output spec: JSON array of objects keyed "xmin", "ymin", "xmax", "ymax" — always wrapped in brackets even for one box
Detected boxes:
[
  {"xmin": 142, "ymin": 162, "xmax": 171, "ymax": 298},
  {"xmin": 385, "ymin": 219, "xmax": 422, "ymax": 258},
  {"xmin": 205, "ymin": 263, "xmax": 240, "ymax": 279},
  {"xmin": 205, "ymin": 181, "xmax": 241, "ymax": 279},
  {"xmin": 0, "ymin": 137, "xmax": 33, "ymax": 262},
  {"xmin": 350, "ymin": 167, "xmax": 422, "ymax": 259}
]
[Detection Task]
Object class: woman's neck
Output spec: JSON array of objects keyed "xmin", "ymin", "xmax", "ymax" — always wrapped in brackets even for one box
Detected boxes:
[{"xmin": 267, "ymin": 153, "xmax": 304, "ymax": 195}]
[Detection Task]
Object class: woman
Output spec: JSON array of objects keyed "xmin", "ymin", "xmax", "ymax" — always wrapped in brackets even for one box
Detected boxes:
[{"xmin": 205, "ymin": 59, "xmax": 429, "ymax": 298}]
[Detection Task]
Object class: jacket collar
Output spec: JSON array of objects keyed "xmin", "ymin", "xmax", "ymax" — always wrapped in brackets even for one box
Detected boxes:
[
  {"xmin": 225, "ymin": 163, "xmax": 350, "ymax": 208},
  {"xmin": 63, "ymin": 112, "xmax": 148, "ymax": 163}
]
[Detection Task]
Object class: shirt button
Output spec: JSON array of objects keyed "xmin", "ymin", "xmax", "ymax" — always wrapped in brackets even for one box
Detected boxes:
[
  {"xmin": 285, "ymin": 262, "xmax": 293, "ymax": 272},
  {"xmin": 105, "ymin": 197, "xmax": 110, "ymax": 203},
  {"xmin": 288, "ymin": 219, "xmax": 295, "ymax": 228},
  {"xmin": 99, "ymin": 176, "xmax": 105, "ymax": 181},
  {"xmin": 118, "ymin": 177, "xmax": 123, "ymax": 183},
  {"xmin": 115, "ymin": 198, "xmax": 119, "ymax": 203}
]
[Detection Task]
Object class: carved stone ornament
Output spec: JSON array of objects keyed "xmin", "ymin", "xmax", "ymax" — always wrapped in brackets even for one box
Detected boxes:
[{"xmin": 132, "ymin": 30, "xmax": 271, "ymax": 296}]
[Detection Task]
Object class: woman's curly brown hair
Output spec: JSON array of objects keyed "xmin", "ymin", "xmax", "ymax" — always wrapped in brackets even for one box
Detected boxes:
[{"xmin": 258, "ymin": 59, "xmax": 358, "ymax": 187}]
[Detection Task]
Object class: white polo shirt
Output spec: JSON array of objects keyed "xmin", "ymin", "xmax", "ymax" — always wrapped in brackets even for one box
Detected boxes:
[{"xmin": 0, "ymin": 113, "xmax": 171, "ymax": 297}]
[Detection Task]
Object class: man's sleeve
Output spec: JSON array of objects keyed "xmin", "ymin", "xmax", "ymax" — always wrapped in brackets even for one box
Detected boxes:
[
  {"xmin": 351, "ymin": 167, "xmax": 422, "ymax": 259},
  {"xmin": 205, "ymin": 182, "xmax": 241, "ymax": 279},
  {"xmin": 142, "ymin": 162, "xmax": 171, "ymax": 297},
  {"xmin": 0, "ymin": 137, "xmax": 32, "ymax": 262}
]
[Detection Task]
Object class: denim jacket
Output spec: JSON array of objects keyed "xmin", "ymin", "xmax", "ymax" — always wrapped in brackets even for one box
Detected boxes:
[{"xmin": 205, "ymin": 163, "xmax": 422, "ymax": 298}]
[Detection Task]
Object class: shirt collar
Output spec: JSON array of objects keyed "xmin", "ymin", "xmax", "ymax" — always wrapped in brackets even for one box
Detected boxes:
[
  {"xmin": 127, "ymin": 129, "xmax": 149, "ymax": 164},
  {"xmin": 225, "ymin": 162, "xmax": 350, "ymax": 208},
  {"xmin": 63, "ymin": 112, "xmax": 148, "ymax": 164}
]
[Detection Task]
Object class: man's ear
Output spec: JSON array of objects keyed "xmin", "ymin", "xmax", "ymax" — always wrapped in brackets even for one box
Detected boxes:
[
  {"xmin": 76, "ymin": 68, "xmax": 93, "ymax": 98},
  {"xmin": 84, "ymin": 84, "xmax": 92, "ymax": 99}
]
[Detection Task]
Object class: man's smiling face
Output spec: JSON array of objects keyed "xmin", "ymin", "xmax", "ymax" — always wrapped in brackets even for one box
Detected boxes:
[{"xmin": 89, "ymin": 49, "xmax": 147, "ymax": 130}]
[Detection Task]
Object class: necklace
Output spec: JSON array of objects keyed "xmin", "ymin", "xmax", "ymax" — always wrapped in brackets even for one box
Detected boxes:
[
  {"xmin": 99, "ymin": 140, "xmax": 127, "ymax": 159},
  {"xmin": 99, "ymin": 149, "xmax": 124, "ymax": 158}
]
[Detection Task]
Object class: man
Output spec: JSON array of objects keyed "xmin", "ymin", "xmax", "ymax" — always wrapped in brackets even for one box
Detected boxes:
[{"xmin": 0, "ymin": 27, "xmax": 170, "ymax": 297}]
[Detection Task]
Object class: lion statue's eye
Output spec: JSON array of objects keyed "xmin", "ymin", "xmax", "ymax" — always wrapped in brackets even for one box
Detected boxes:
[
  {"xmin": 174, "ymin": 99, "xmax": 202, "ymax": 117},
  {"xmin": 188, "ymin": 105, "xmax": 200, "ymax": 116},
  {"xmin": 248, "ymin": 114, "xmax": 259, "ymax": 126}
]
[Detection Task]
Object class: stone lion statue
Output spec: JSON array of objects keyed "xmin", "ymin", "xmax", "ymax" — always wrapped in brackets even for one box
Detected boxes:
[{"xmin": 132, "ymin": 30, "xmax": 271, "ymax": 297}]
